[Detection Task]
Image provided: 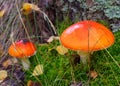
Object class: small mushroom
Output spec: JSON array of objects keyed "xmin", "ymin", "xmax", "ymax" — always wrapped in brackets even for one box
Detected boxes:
[
  {"xmin": 60, "ymin": 20, "xmax": 115, "ymax": 64},
  {"xmin": 8, "ymin": 39, "xmax": 36, "ymax": 70},
  {"xmin": 21, "ymin": 3, "xmax": 32, "ymax": 15},
  {"xmin": 21, "ymin": 3, "xmax": 39, "ymax": 15}
]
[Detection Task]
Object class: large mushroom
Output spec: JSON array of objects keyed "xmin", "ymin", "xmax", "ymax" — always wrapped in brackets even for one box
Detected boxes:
[
  {"xmin": 60, "ymin": 20, "xmax": 115, "ymax": 64},
  {"xmin": 8, "ymin": 39, "xmax": 36, "ymax": 70}
]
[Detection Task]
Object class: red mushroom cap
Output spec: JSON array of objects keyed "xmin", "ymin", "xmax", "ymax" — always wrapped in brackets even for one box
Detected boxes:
[
  {"xmin": 60, "ymin": 20, "xmax": 115, "ymax": 52},
  {"xmin": 8, "ymin": 39, "xmax": 36, "ymax": 58}
]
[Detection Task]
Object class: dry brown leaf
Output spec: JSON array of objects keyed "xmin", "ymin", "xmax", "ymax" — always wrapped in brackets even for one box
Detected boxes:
[
  {"xmin": 27, "ymin": 80, "xmax": 42, "ymax": 86},
  {"xmin": 2, "ymin": 59, "xmax": 11, "ymax": 68},
  {"xmin": 2, "ymin": 58, "xmax": 18, "ymax": 68},
  {"xmin": 0, "ymin": 70, "xmax": 7, "ymax": 83},
  {"xmin": 90, "ymin": 70, "xmax": 98, "ymax": 79},
  {"xmin": 0, "ymin": 9, "xmax": 6, "ymax": 17},
  {"xmin": 32, "ymin": 64, "xmax": 43, "ymax": 76},
  {"xmin": 56, "ymin": 45, "xmax": 68, "ymax": 55},
  {"xmin": 0, "ymin": 44, "xmax": 3, "ymax": 56}
]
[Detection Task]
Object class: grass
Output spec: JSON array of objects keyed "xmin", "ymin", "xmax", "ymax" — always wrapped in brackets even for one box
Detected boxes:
[{"xmin": 24, "ymin": 18, "xmax": 120, "ymax": 86}]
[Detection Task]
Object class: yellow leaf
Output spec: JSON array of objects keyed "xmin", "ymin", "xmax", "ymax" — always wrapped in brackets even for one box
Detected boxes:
[
  {"xmin": 0, "ymin": 9, "xmax": 6, "ymax": 17},
  {"xmin": 0, "ymin": 70, "xmax": 7, "ymax": 83},
  {"xmin": 32, "ymin": 64, "xmax": 43, "ymax": 76},
  {"xmin": 56, "ymin": 45, "xmax": 68, "ymax": 55}
]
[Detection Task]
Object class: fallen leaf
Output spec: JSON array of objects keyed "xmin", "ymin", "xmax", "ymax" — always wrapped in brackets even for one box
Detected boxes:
[
  {"xmin": 0, "ymin": 70, "xmax": 7, "ymax": 83},
  {"xmin": 2, "ymin": 58, "xmax": 18, "ymax": 68},
  {"xmin": 90, "ymin": 70, "xmax": 98, "ymax": 79},
  {"xmin": 47, "ymin": 36, "xmax": 59, "ymax": 43},
  {"xmin": 32, "ymin": 64, "xmax": 43, "ymax": 76},
  {"xmin": 0, "ymin": 9, "xmax": 6, "ymax": 17},
  {"xmin": 0, "ymin": 44, "xmax": 4, "ymax": 56},
  {"xmin": 2, "ymin": 59, "xmax": 11, "ymax": 68},
  {"xmin": 27, "ymin": 80, "xmax": 42, "ymax": 86},
  {"xmin": 56, "ymin": 45, "xmax": 68, "ymax": 55}
]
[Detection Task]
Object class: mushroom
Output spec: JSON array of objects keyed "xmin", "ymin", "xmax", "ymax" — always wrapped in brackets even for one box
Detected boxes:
[
  {"xmin": 60, "ymin": 20, "xmax": 115, "ymax": 64},
  {"xmin": 21, "ymin": 3, "xmax": 40, "ymax": 15},
  {"xmin": 8, "ymin": 39, "xmax": 36, "ymax": 70}
]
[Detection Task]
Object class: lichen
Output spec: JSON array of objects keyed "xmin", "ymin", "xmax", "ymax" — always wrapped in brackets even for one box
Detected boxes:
[{"xmin": 104, "ymin": 6, "xmax": 120, "ymax": 19}]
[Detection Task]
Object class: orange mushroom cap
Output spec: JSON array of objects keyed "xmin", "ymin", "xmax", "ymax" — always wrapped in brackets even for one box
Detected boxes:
[
  {"xmin": 60, "ymin": 20, "xmax": 115, "ymax": 52},
  {"xmin": 8, "ymin": 39, "xmax": 36, "ymax": 58}
]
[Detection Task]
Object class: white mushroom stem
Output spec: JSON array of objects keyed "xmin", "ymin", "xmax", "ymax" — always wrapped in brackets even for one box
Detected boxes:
[
  {"xmin": 21, "ymin": 58, "xmax": 30, "ymax": 70},
  {"xmin": 77, "ymin": 51, "xmax": 92, "ymax": 64}
]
